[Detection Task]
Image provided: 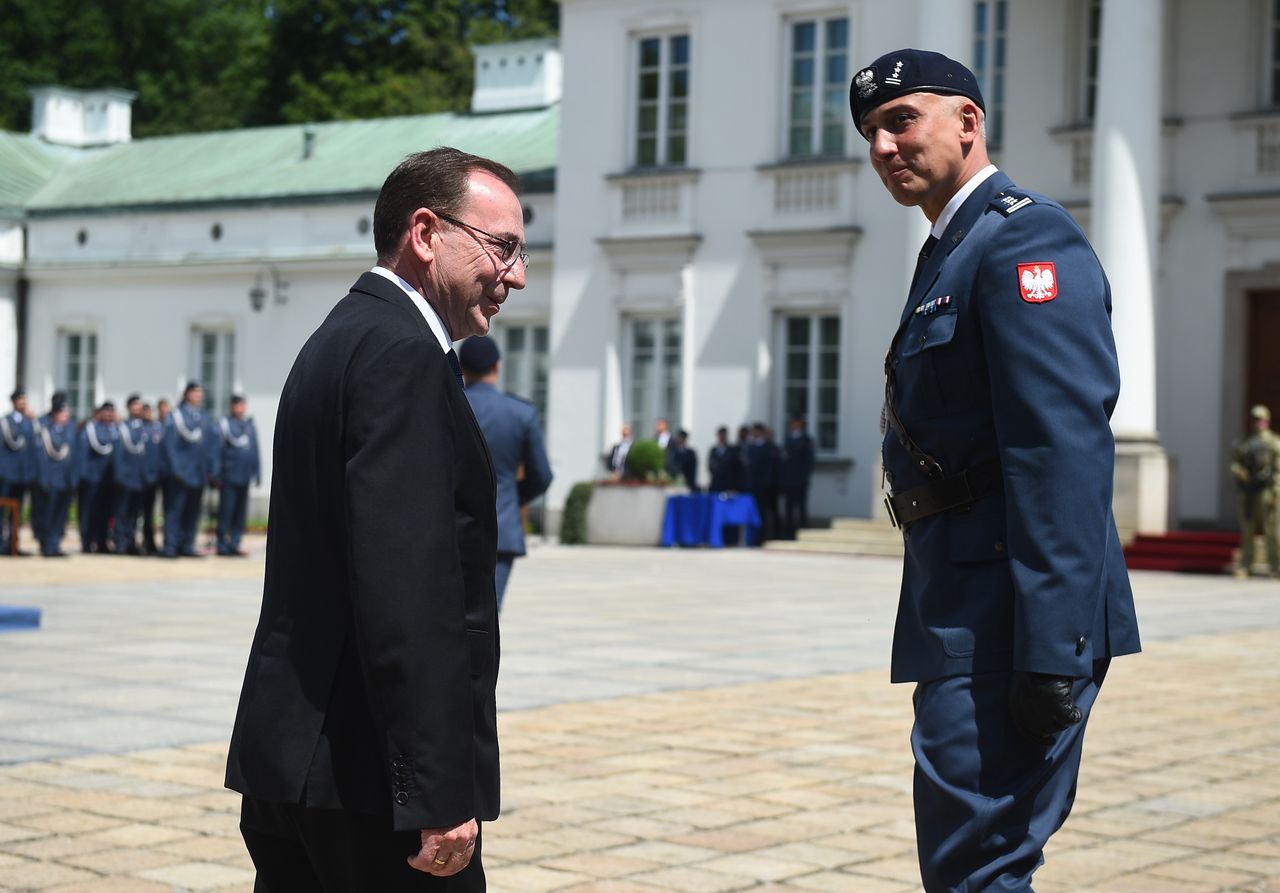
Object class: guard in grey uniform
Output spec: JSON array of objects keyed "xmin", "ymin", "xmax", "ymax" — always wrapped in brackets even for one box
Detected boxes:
[{"xmin": 460, "ymin": 335, "xmax": 552, "ymax": 612}]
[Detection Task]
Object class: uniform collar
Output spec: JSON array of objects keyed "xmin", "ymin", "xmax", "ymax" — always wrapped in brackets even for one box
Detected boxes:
[
  {"xmin": 930, "ymin": 164, "xmax": 998, "ymax": 239},
  {"xmin": 370, "ymin": 265, "xmax": 453, "ymax": 354}
]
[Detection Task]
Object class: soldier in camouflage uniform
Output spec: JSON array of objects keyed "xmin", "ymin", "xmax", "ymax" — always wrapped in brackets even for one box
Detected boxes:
[{"xmin": 1230, "ymin": 404, "xmax": 1280, "ymax": 578}]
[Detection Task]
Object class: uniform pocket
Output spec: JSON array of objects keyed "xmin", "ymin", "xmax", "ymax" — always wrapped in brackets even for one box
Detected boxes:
[{"xmin": 899, "ymin": 310, "xmax": 958, "ymax": 358}]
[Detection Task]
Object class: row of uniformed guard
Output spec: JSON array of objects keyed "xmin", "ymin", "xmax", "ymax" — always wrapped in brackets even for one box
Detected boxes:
[{"xmin": 0, "ymin": 382, "xmax": 259, "ymax": 558}]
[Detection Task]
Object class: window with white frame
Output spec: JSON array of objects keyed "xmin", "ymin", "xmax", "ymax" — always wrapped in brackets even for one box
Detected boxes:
[
  {"xmin": 1082, "ymin": 0, "xmax": 1102, "ymax": 122},
  {"xmin": 625, "ymin": 317, "xmax": 682, "ymax": 436},
  {"xmin": 500, "ymin": 323, "xmax": 550, "ymax": 424},
  {"xmin": 779, "ymin": 313, "xmax": 840, "ymax": 453},
  {"xmin": 973, "ymin": 0, "xmax": 1007, "ymax": 150},
  {"xmin": 786, "ymin": 16, "xmax": 849, "ymax": 159},
  {"xmin": 57, "ymin": 329, "xmax": 97, "ymax": 421},
  {"xmin": 191, "ymin": 328, "xmax": 236, "ymax": 418},
  {"xmin": 634, "ymin": 33, "xmax": 690, "ymax": 168}
]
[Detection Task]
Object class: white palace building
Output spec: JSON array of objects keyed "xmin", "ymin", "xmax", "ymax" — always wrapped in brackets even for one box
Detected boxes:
[{"xmin": 2, "ymin": 0, "xmax": 1278, "ymax": 534}]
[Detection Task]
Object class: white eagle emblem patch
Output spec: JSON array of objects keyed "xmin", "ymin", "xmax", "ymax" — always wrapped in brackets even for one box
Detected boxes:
[
  {"xmin": 1017, "ymin": 262, "xmax": 1058, "ymax": 303},
  {"xmin": 855, "ymin": 69, "xmax": 876, "ymax": 98}
]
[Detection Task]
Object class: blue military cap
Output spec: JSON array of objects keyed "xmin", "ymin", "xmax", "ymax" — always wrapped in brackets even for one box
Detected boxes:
[
  {"xmin": 849, "ymin": 48, "xmax": 985, "ymax": 139},
  {"xmin": 459, "ymin": 336, "xmax": 501, "ymax": 374}
]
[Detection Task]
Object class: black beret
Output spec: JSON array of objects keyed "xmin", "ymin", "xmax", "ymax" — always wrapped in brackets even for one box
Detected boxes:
[
  {"xmin": 99, "ymin": 401, "xmax": 115, "ymax": 411},
  {"xmin": 10, "ymin": 388, "xmax": 25, "ymax": 401},
  {"xmin": 126, "ymin": 393, "xmax": 142, "ymax": 405},
  {"xmin": 50, "ymin": 394, "xmax": 67, "ymax": 412},
  {"xmin": 184, "ymin": 380, "xmax": 201, "ymax": 395},
  {"xmin": 458, "ymin": 336, "xmax": 500, "ymax": 374},
  {"xmin": 850, "ymin": 48, "xmax": 985, "ymax": 139}
]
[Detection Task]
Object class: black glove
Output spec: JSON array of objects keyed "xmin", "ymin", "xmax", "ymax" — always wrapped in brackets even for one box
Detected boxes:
[{"xmin": 1008, "ymin": 671, "xmax": 1082, "ymax": 744}]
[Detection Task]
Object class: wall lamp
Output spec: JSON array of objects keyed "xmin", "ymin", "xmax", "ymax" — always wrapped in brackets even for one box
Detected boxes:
[{"xmin": 249, "ymin": 265, "xmax": 289, "ymax": 312}]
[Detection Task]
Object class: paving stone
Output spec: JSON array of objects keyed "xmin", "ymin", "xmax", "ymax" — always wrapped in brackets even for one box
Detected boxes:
[{"xmin": 136, "ymin": 860, "xmax": 255, "ymax": 889}]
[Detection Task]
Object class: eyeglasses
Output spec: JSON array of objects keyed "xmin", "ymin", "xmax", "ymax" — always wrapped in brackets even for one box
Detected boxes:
[{"xmin": 436, "ymin": 212, "xmax": 529, "ymax": 270}]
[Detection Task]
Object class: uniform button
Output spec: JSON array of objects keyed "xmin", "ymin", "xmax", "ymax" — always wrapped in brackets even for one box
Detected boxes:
[
  {"xmin": 395, "ymin": 792, "xmax": 408, "ymax": 806},
  {"xmin": 919, "ymin": 335, "xmax": 927, "ymax": 345},
  {"xmin": 1075, "ymin": 636, "xmax": 1086, "ymax": 656},
  {"xmin": 994, "ymin": 540, "xmax": 1005, "ymax": 553}
]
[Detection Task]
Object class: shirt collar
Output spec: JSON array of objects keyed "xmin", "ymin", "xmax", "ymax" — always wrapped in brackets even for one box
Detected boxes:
[
  {"xmin": 930, "ymin": 164, "xmax": 998, "ymax": 239},
  {"xmin": 370, "ymin": 265, "xmax": 453, "ymax": 354}
]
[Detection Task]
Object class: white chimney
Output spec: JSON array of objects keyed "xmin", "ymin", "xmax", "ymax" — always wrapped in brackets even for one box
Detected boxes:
[
  {"xmin": 470, "ymin": 40, "xmax": 562, "ymax": 114},
  {"xmin": 28, "ymin": 86, "xmax": 137, "ymax": 147}
]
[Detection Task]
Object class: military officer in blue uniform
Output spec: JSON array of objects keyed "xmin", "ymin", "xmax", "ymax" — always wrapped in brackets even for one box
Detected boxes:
[
  {"xmin": 76, "ymin": 401, "xmax": 118, "ymax": 553},
  {"xmin": 459, "ymin": 335, "xmax": 552, "ymax": 612},
  {"xmin": 112, "ymin": 395, "xmax": 151, "ymax": 555},
  {"xmin": 707, "ymin": 426, "xmax": 741, "ymax": 493},
  {"xmin": 162, "ymin": 382, "xmax": 214, "ymax": 557},
  {"xmin": 1, "ymin": 388, "xmax": 36, "ymax": 555},
  {"xmin": 32, "ymin": 396, "xmax": 77, "ymax": 557},
  {"xmin": 851, "ymin": 50, "xmax": 1141, "ymax": 892},
  {"xmin": 141, "ymin": 400, "xmax": 167, "ymax": 554},
  {"xmin": 214, "ymin": 395, "xmax": 260, "ymax": 556}
]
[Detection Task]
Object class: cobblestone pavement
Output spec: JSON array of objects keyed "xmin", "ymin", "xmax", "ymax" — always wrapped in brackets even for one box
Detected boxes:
[{"xmin": 1, "ymin": 535, "xmax": 1278, "ymax": 892}]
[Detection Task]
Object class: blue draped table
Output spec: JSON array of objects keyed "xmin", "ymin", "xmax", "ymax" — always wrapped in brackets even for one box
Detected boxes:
[{"xmin": 661, "ymin": 492, "xmax": 762, "ymax": 548}]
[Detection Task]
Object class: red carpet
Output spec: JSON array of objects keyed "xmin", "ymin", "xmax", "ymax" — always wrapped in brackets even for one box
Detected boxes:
[{"xmin": 1123, "ymin": 530, "xmax": 1239, "ymax": 574}]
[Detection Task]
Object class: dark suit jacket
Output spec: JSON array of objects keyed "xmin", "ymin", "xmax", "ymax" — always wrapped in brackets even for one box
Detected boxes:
[
  {"xmin": 464, "ymin": 381, "xmax": 552, "ymax": 557},
  {"xmin": 225, "ymin": 272, "xmax": 500, "ymax": 833}
]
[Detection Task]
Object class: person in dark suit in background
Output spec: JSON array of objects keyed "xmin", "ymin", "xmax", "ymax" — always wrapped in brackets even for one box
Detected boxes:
[
  {"xmin": 707, "ymin": 426, "xmax": 739, "ymax": 493},
  {"xmin": 226, "ymin": 147, "xmax": 527, "ymax": 890},
  {"xmin": 745, "ymin": 422, "xmax": 780, "ymax": 542},
  {"xmin": 460, "ymin": 335, "xmax": 552, "ymax": 613},
  {"xmin": 606, "ymin": 423, "xmax": 632, "ymax": 480},
  {"xmin": 780, "ymin": 415, "xmax": 815, "ymax": 539},
  {"xmin": 667, "ymin": 429, "xmax": 697, "ymax": 491}
]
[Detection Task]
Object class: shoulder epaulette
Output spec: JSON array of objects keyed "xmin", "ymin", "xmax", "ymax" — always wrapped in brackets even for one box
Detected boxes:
[{"xmin": 988, "ymin": 190, "xmax": 1036, "ymax": 216}]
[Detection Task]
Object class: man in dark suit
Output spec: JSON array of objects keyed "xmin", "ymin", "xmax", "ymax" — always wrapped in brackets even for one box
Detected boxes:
[
  {"xmin": 852, "ymin": 50, "xmax": 1140, "ymax": 891},
  {"xmin": 780, "ymin": 415, "xmax": 815, "ymax": 539},
  {"xmin": 226, "ymin": 147, "xmax": 527, "ymax": 890},
  {"xmin": 606, "ymin": 423, "xmax": 632, "ymax": 480},
  {"xmin": 459, "ymin": 335, "xmax": 552, "ymax": 613},
  {"xmin": 666, "ymin": 429, "xmax": 697, "ymax": 491},
  {"xmin": 706, "ymin": 426, "xmax": 738, "ymax": 493}
]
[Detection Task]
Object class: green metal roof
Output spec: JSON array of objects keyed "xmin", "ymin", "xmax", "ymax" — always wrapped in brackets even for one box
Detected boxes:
[
  {"xmin": 17, "ymin": 104, "xmax": 559, "ymax": 216},
  {"xmin": 0, "ymin": 131, "xmax": 76, "ymax": 216}
]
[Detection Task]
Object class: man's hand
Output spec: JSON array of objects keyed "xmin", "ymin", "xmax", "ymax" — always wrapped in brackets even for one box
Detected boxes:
[
  {"xmin": 1008, "ymin": 672, "xmax": 1082, "ymax": 744},
  {"xmin": 407, "ymin": 818, "xmax": 478, "ymax": 877}
]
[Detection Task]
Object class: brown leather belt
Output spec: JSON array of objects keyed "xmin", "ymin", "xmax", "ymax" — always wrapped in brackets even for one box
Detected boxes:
[{"xmin": 884, "ymin": 461, "xmax": 1002, "ymax": 529}]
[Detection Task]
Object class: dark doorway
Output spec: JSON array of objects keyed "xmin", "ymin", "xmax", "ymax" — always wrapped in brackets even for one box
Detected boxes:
[{"xmin": 1247, "ymin": 290, "xmax": 1280, "ymax": 426}]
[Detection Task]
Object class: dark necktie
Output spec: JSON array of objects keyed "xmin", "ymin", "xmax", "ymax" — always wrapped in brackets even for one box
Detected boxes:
[
  {"xmin": 910, "ymin": 234, "xmax": 940, "ymax": 293},
  {"xmin": 446, "ymin": 349, "xmax": 465, "ymax": 389}
]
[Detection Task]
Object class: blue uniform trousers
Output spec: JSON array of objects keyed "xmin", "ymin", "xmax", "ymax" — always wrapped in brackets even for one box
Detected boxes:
[
  {"xmin": 113, "ymin": 486, "xmax": 146, "ymax": 554},
  {"xmin": 494, "ymin": 554, "xmax": 515, "ymax": 613},
  {"xmin": 78, "ymin": 478, "xmax": 113, "ymax": 553},
  {"xmin": 141, "ymin": 483, "xmax": 159, "ymax": 552},
  {"xmin": 163, "ymin": 481, "xmax": 204, "ymax": 556},
  {"xmin": 216, "ymin": 483, "xmax": 249, "ymax": 554},
  {"xmin": 35, "ymin": 487, "xmax": 72, "ymax": 556},
  {"xmin": 912, "ymin": 660, "xmax": 1109, "ymax": 892},
  {"xmin": 0, "ymin": 479, "xmax": 26, "ymax": 553}
]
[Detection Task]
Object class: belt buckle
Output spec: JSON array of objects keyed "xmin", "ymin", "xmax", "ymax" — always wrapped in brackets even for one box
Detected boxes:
[{"xmin": 883, "ymin": 493, "xmax": 899, "ymax": 529}]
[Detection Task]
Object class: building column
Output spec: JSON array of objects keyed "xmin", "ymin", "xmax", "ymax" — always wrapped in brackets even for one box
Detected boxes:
[{"xmin": 1090, "ymin": 0, "xmax": 1169, "ymax": 538}]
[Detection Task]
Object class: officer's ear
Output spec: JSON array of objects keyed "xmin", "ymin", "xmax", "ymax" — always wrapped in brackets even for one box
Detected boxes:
[{"xmin": 956, "ymin": 98, "xmax": 983, "ymax": 146}]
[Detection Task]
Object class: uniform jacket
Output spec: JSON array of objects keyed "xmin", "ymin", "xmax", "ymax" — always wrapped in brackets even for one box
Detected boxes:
[
  {"xmin": 744, "ymin": 439, "xmax": 780, "ymax": 491},
  {"xmin": 226, "ymin": 272, "xmax": 500, "ymax": 833},
  {"xmin": 464, "ymin": 381, "xmax": 552, "ymax": 557},
  {"xmin": 163, "ymin": 403, "xmax": 213, "ymax": 488},
  {"xmin": 780, "ymin": 432, "xmax": 815, "ymax": 495},
  {"xmin": 33, "ymin": 419, "xmax": 77, "ymax": 492},
  {"xmin": 1229, "ymin": 429, "xmax": 1280, "ymax": 499},
  {"xmin": 146, "ymin": 420, "xmax": 165, "ymax": 484},
  {"xmin": 216, "ymin": 416, "xmax": 261, "ymax": 488},
  {"xmin": 884, "ymin": 170, "xmax": 1140, "ymax": 684},
  {"xmin": 0, "ymin": 411, "xmax": 35, "ymax": 483},
  {"xmin": 113, "ymin": 417, "xmax": 151, "ymax": 492},
  {"xmin": 76, "ymin": 421, "xmax": 117, "ymax": 484}
]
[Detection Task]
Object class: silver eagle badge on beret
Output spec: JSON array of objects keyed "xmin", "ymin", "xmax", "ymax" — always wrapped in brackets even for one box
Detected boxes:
[{"xmin": 855, "ymin": 68, "xmax": 876, "ymax": 98}]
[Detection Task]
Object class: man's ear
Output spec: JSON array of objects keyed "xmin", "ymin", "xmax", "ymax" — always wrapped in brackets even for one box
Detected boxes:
[
  {"xmin": 407, "ymin": 207, "xmax": 440, "ymax": 264},
  {"xmin": 957, "ymin": 99, "xmax": 982, "ymax": 146}
]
